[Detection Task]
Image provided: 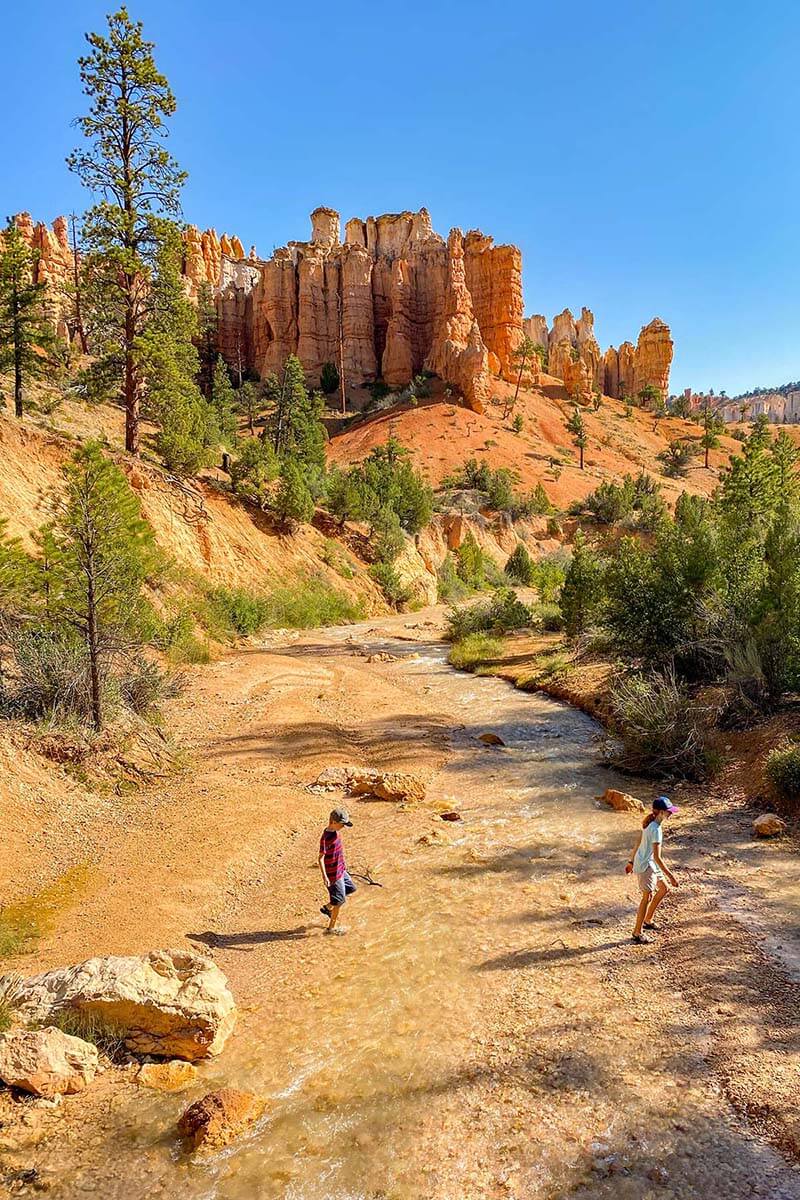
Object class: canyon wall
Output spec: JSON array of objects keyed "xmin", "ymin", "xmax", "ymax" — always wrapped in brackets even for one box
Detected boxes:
[
  {"xmin": 183, "ymin": 208, "xmax": 524, "ymax": 408},
  {"xmin": 9, "ymin": 206, "xmax": 671, "ymax": 408}
]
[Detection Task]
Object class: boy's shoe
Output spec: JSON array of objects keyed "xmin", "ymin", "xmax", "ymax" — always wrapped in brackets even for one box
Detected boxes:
[
  {"xmin": 324, "ymin": 926, "xmax": 347, "ymax": 936},
  {"xmin": 320, "ymin": 905, "xmax": 331, "ymax": 917},
  {"xmin": 643, "ymin": 921, "xmax": 661, "ymax": 931},
  {"xmin": 631, "ymin": 933, "xmax": 653, "ymax": 944}
]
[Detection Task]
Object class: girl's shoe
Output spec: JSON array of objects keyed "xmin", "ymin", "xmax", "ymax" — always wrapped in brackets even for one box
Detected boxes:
[
  {"xmin": 631, "ymin": 933, "xmax": 653, "ymax": 944},
  {"xmin": 324, "ymin": 926, "xmax": 347, "ymax": 936},
  {"xmin": 643, "ymin": 921, "xmax": 661, "ymax": 931}
]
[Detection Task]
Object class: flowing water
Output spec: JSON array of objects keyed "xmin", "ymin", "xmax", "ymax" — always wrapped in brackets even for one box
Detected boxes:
[{"xmin": 30, "ymin": 630, "xmax": 800, "ymax": 1200}]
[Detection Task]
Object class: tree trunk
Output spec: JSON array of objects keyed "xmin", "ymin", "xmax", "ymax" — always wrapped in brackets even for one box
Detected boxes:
[
  {"xmin": 86, "ymin": 577, "xmax": 102, "ymax": 731},
  {"xmin": 580, "ymin": 444, "xmax": 585, "ymax": 470},
  {"xmin": 124, "ymin": 299, "xmax": 138, "ymax": 454},
  {"xmin": 70, "ymin": 214, "xmax": 88, "ymax": 355},
  {"xmin": 705, "ymin": 443, "xmax": 709, "ymax": 469},
  {"xmin": 12, "ymin": 281, "xmax": 22, "ymax": 418}
]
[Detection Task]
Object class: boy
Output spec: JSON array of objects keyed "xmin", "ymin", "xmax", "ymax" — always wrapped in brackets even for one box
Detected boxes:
[{"xmin": 319, "ymin": 807, "xmax": 357, "ymax": 934}]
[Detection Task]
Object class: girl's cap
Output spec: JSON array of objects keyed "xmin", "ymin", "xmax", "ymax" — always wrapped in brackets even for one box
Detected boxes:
[{"xmin": 654, "ymin": 796, "xmax": 679, "ymax": 813}]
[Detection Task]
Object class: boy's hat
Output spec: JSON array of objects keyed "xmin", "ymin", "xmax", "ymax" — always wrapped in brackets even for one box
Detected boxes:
[
  {"xmin": 653, "ymin": 795, "xmax": 679, "ymax": 813},
  {"xmin": 330, "ymin": 806, "xmax": 353, "ymax": 826}
]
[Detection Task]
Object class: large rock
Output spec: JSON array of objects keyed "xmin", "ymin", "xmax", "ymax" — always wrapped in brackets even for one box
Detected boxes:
[
  {"xmin": 12, "ymin": 950, "xmax": 236, "ymax": 1062},
  {"xmin": 753, "ymin": 813, "xmax": 787, "ymax": 837},
  {"xmin": 602, "ymin": 319, "xmax": 673, "ymax": 400},
  {"xmin": 347, "ymin": 768, "xmax": 426, "ymax": 804},
  {"xmin": 0, "ymin": 1027, "xmax": 98, "ymax": 1098},
  {"xmin": 599, "ymin": 788, "xmax": 646, "ymax": 813},
  {"xmin": 178, "ymin": 1088, "xmax": 265, "ymax": 1150}
]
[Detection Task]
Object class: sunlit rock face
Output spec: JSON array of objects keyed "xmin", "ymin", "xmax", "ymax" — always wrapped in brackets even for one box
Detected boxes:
[{"xmin": 181, "ymin": 208, "xmax": 523, "ymax": 405}]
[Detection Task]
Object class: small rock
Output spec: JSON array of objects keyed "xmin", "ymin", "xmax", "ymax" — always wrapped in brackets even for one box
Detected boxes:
[
  {"xmin": 177, "ymin": 1088, "xmax": 265, "ymax": 1150},
  {"xmin": 599, "ymin": 788, "xmax": 645, "ymax": 813},
  {"xmin": 417, "ymin": 830, "xmax": 451, "ymax": 847},
  {"xmin": 0, "ymin": 1027, "xmax": 98, "ymax": 1099},
  {"xmin": 478, "ymin": 732, "xmax": 505, "ymax": 746},
  {"xmin": 439, "ymin": 811, "xmax": 462, "ymax": 822},
  {"xmin": 137, "ymin": 1060, "xmax": 198, "ymax": 1093},
  {"xmin": 367, "ymin": 652, "xmax": 398, "ymax": 664},
  {"xmin": 647, "ymin": 1165, "xmax": 669, "ymax": 1185},
  {"xmin": 753, "ymin": 813, "xmax": 787, "ymax": 837}
]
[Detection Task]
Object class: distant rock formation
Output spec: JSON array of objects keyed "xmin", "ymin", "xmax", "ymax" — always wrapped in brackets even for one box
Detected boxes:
[
  {"xmin": 526, "ymin": 307, "xmax": 673, "ymax": 400},
  {"xmin": 183, "ymin": 207, "xmax": 524, "ymax": 407},
  {"xmin": 7, "ymin": 213, "xmax": 76, "ymax": 341}
]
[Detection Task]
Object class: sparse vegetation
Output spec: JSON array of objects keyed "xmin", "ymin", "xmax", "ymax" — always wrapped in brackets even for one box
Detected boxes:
[
  {"xmin": 764, "ymin": 743, "xmax": 800, "ymax": 805},
  {"xmin": 448, "ymin": 633, "xmax": 504, "ymax": 671}
]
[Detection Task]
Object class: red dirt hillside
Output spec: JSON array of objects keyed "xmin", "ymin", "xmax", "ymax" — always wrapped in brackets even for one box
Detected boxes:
[{"xmin": 328, "ymin": 374, "xmax": 756, "ymax": 508}]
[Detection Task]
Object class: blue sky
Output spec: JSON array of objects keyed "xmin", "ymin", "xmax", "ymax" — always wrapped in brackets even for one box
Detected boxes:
[{"xmin": 1, "ymin": 0, "xmax": 798, "ymax": 395}]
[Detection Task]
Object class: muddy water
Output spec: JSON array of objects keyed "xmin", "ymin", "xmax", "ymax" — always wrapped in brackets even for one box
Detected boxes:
[{"xmin": 35, "ymin": 630, "xmax": 800, "ymax": 1200}]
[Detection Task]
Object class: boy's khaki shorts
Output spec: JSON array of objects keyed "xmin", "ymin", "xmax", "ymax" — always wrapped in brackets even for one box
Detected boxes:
[{"xmin": 636, "ymin": 865, "xmax": 665, "ymax": 895}]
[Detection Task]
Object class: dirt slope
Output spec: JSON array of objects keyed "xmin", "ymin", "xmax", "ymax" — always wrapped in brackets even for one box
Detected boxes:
[
  {"xmin": 329, "ymin": 374, "xmax": 751, "ymax": 508},
  {"xmin": 0, "ymin": 406, "xmax": 384, "ymax": 605}
]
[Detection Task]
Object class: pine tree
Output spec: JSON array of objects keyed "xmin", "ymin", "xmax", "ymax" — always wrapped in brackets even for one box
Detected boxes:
[
  {"xmin": 68, "ymin": 7, "xmax": 186, "ymax": 454},
  {"xmin": 196, "ymin": 283, "xmax": 218, "ymax": 398},
  {"xmin": 505, "ymin": 542, "xmax": 534, "ymax": 585},
  {"xmin": 0, "ymin": 519, "xmax": 35, "ymax": 613},
  {"xmin": 566, "ymin": 405, "xmax": 588, "ymax": 470},
  {"xmin": 560, "ymin": 531, "xmax": 604, "ymax": 637},
  {"xmin": 141, "ymin": 221, "xmax": 219, "ymax": 476},
  {"xmin": 508, "ymin": 334, "xmax": 537, "ymax": 416},
  {"xmin": 0, "ymin": 218, "xmax": 57, "ymax": 417},
  {"xmin": 266, "ymin": 354, "xmax": 326, "ymax": 471},
  {"xmin": 237, "ymin": 381, "xmax": 263, "ymax": 436},
  {"xmin": 699, "ymin": 403, "xmax": 721, "ymax": 468},
  {"xmin": 230, "ymin": 438, "xmax": 278, "ymax": 509},
  {"xmin": 210, "ymin": 356, "xmax": 238, "ymax": 446},
  {"xmin": 275, "ymin": 459, "xmax": 314, "ymax": 531},
  {"xmin": 46, "ymin": 442, "xmax": 159, "ymax": 729}
]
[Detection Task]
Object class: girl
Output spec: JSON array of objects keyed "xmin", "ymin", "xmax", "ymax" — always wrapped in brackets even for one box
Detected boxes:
[{"xmin": 626, "ymin": 795, "xmax": 679, "ymax": 944}]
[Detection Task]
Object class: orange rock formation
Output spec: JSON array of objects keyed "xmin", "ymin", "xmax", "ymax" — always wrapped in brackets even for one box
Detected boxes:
[
  {"xmin": 7, "ymin": 213, "xmax": 75, "ymax": 340},
  {"xmin": 185, "ymin": 208, "xmax": 523, "ymax": 408},
  {"xmin": 525, "ymin": 305, "xmax": 673, "ymax": 400}
]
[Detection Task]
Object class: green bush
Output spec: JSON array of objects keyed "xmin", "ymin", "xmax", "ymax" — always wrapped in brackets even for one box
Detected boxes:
[
  {"xmin": 262, "ymin": 581, "xmax": 364, "ymax": 628},
  {"xmin": 437, "ymin": 554, "xmax": 472, "ymax": 603},
  {"xmin": 456, "ymin": 531, "xmax": 489, "ymax": 589},
  {"xmin": 155, "ymin": 609, "xmax": 210, "ymax": 664},
  {"xmin": 119, "ymin": 656, "xmax": 185, "ymax": 715},
  {"xmin": 764, "ymin": 744, "xmax": 800, "ymax": 804},
  {"xmin": 449, "ymin": 633, "xmax": 504, "ymax": 671},
  {"xmin": 531, "ymin": 555, "xmax": 567, "ymax": 603},
  {"xmin": 536, "ymin": 602, "xmax": 564, "ymax": 632},
  {"xmin": 610, "ymin": 668, "xmax": 712, "ymax": 780},
  {"xmin": 505, "ymin": 542, "xmax": 534, "ymax": 585},
  {"xmin": 320, "ymin": 538, "xmax": 355, "ymax": 579},
  {"xmin": 446, "ymin": 588, "xmax": 532, "ymax": 641},
  {"xmin": 204, "ymin": 587, "xmax": 271, "ymax": 638},
  {"xmin": 658, "ymin": 439, "xmax": 697, "ymax": 479},
  {"xmin": 370, "ymin": 561, "xmax": 412, "ymax": 608}
]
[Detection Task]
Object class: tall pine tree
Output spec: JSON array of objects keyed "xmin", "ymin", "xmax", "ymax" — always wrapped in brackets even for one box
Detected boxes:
[
  {"xmin": 68, "ymin": 7, "xmax": 186, "ymax": 454},
  {"xmin": 0, "ymin": 218, "xmax": 57, "ymax": 417},
  {"xmin": 46, "ymin": 442, "xmax": 159, "ymax": 729},
  {"xmin": 140, "ymin": 221, "xmax": 219, "ymax": 475}
]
